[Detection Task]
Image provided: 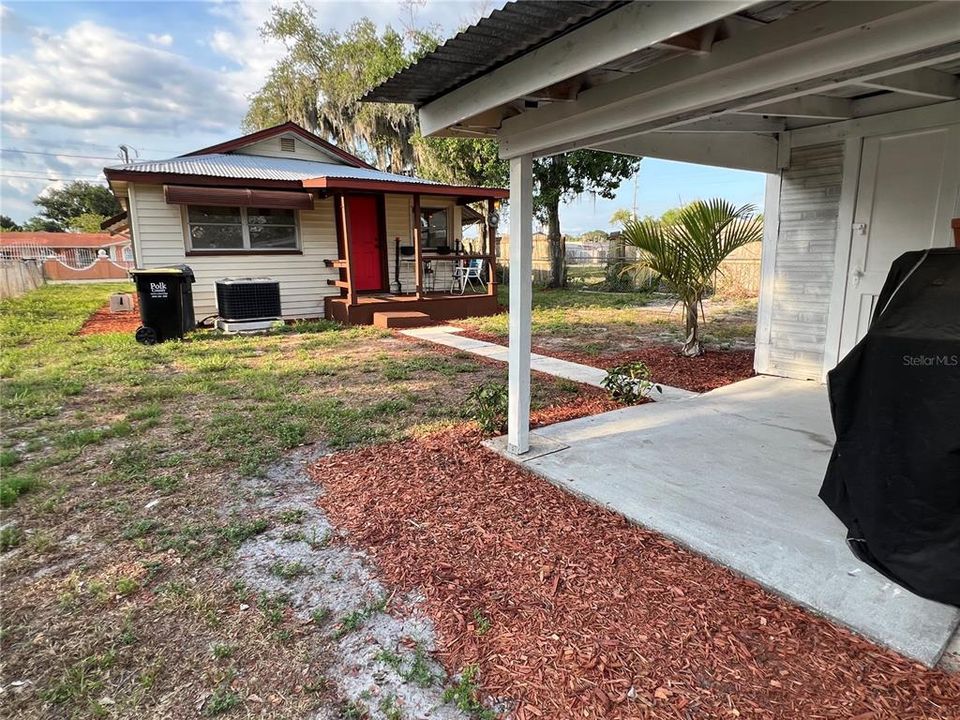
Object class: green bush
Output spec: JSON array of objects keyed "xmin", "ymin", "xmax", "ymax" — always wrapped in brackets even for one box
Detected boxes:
[
  {"xmin": 601, "ymin": 361, "xmax": 661, "ymax": 404},
  {"xmin": 467, "ymin": 382, "xmax": 508, "ymax": 434}
]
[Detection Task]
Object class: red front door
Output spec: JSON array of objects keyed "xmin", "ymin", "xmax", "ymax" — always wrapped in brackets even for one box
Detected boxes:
[{"xmin": 347, "ymin": 196, "xmax": 384, "ymax": 292}]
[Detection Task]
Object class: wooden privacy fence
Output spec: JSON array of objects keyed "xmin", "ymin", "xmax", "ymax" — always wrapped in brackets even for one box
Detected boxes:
[
  {"xmin": 42, "ymin": 257, "xmax": 132, "ymax": 282},
  {"xmin": 714, "ymin": 241, "xmax": 762, "ymax": 296},
  {"xmin": 0, "ymin": 260, "xmax": 44, "ymax": 299}
]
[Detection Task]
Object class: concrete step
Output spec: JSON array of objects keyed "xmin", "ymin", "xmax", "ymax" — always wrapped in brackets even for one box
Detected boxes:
[{"xmin": 372, "ymin": 311, "xmax": 434, "ymax": 329}]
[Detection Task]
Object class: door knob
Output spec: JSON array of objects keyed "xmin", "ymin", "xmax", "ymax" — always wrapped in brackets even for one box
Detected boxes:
[{"xmin": 852, "ymin": 267, "xmax": 865, "ymax": 286}]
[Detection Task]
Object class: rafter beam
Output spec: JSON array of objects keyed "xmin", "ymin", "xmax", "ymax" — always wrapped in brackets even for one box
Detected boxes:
[
  {"xmin": 662, "ymin": 115, "xmax": 787, "ymax": 133},
  {"xmin": 497, "ymin": 2, "xmax": 959, "ymax": 159},
  {"xmin": 591, "ymin": 132, "xmax": 778, "ymax": 173},
  {"xmin": 858, "ymin": 68, "xmax": 960, "ymax": 100},
  {"xmin": 739, "ymin": 96, "xmax": 853, "ymax": 119},
  {"xmin": 419, "ymin": 1, "xmax": 758, "ymax": 137}
]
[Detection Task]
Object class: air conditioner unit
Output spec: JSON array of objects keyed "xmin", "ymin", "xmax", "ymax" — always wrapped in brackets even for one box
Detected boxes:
[{"xmin": 215, "ymin": 278, "xmax": 282, "ymax": 322}]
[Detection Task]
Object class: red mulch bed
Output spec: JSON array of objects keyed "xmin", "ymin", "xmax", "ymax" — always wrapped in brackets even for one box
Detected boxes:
[
  {"xmin": 460, "ymin": 329, "xmax": 755, "ymax": 393},
  {"xmin": 78, "ymin": 299, "xmax": 140, "ymax": 336},
  {"xmin": 311, "ymin": 428, "xmax": 960, "ymax": 720}
]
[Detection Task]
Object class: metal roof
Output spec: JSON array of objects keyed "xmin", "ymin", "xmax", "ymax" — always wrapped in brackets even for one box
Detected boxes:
[
  {"xmin": 363, "ymin": 0, "xmax": 627, "ymax": 106},
  {"xmin": 107, "ymin": 153, "xmax": 447, "ymax": 187}
]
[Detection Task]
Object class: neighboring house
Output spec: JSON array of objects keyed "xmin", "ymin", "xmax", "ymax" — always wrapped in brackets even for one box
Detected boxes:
[
  {"xmin": 103, "ymin": 123, "xmax": 506, "ymax": 325},
  {"xmin": 0, "ymin": 232, "xmax": 132, "ymax": 265}
]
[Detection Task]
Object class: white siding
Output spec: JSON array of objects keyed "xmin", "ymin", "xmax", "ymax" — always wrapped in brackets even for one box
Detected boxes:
[
  {"xmin": 129, "ymin": 183, "xmax": 339, "ymax": 320},
  {"xmin": 765, "ymin": 142, "xmax": 844, "ymax": 380},
  {"xmin": 233, "ymin": 134, "xmax": 346, "ymax": 164}
]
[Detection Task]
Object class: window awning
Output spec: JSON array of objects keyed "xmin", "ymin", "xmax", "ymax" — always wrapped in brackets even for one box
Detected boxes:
[{"xmin": 163, "ymin": 185, "xmax": 315, "ymax": 210}]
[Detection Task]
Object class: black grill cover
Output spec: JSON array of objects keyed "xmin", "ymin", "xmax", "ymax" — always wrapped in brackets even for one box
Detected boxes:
[{"xmin": 820, "ymin": 248, "xmax": 960, "ymax": 606}]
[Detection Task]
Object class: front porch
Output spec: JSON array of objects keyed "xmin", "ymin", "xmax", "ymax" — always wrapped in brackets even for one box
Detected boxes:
[
  {"xmin": 324, "ymin": 291, "xmax": 499, "ymax": 326},
  {"xmin": 487, "ymin": 375, "xmax": 960, "ymax": 666}
]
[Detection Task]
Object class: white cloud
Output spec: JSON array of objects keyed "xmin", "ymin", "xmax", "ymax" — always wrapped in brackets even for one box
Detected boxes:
[
  {"xmin": 0, "ymin": 20, "xmax": 245, "ymax": 132},
  {"xmin": 147, "ymin": 32, "xmax": 174, "ymax": 47}
]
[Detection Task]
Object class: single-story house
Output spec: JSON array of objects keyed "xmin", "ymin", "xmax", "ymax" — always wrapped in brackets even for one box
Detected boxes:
[
  {"xmin": 103, "ymin": 123, "xmax": 507, "ymax": 326},
  {"xmin": 365, "ymin": 1, "xmax": 960, "ymax": 665},
  {"xmin": 0, "ymin": 232, "xmax": 132, "ymax": 265}
]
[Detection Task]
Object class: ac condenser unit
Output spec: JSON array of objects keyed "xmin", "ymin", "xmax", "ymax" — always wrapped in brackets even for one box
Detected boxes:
[{"xmin": 215, "ymin": 278, "xmax": 282, "ymax": 322}]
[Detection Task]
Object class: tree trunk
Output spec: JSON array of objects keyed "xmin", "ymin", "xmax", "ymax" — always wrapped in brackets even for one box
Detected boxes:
[
  {"xmin": 546, "ymin": 201, "xmax": 566, "ymax": 288},
  {"xmin": 681, "ymin": 300, "xmax": 703, "ymax": 357}
]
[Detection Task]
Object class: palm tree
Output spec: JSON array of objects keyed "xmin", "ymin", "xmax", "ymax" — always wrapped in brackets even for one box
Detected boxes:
[{"xmin": 621, "ymin": 199, "xmax": 763, "ymax": 357}]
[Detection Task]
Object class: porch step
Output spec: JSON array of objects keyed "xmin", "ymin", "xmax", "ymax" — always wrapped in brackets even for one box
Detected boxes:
[{"xmin": 372, "ymin": 311, "xmax": 434, "ymax": 329}]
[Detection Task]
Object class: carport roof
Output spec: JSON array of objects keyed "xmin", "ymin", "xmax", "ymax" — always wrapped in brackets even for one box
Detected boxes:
[{"xmin": 363, "ymin": 0, "xmax": 627, "ymax": 106}]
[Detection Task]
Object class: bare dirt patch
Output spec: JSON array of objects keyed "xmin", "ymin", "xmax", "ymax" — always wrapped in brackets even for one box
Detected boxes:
[{"xmin": 311, "ymin": 427, "xmax": 960, "ymax": 720}]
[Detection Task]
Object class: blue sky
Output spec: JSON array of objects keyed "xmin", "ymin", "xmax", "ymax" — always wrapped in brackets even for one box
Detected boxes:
[{"xmin": 0, "ymin": 0, "xmax": 765, "ymax": 232}]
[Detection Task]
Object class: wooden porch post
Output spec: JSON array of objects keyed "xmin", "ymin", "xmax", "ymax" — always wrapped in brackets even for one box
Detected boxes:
[
  {"xmin": 413, "ymin": 193, "xmax": 424, "ymax": 300},
  {"xmin": 507, "ymin": 154, "xmax": 533, "ymax": 455},
  {"xmin": 486, "ymin": 197, "xmax": 497, "ymax": 297},
  {"xmin": 338, "ymin": 194, "xmax": 357, "ymax": 305}
]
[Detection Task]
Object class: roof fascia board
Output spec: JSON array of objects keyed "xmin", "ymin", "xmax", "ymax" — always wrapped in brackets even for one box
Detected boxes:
[
  {"xmin": 497, "ymin": 1, "xmax": 945, "ymax": 158},
  {"xmin": 303, "ymin": 177, "xmax": 508, "ymax": 199},
  {"xmin": 418, "ymin": 0, "xmax": 759, "ymax": 137}
]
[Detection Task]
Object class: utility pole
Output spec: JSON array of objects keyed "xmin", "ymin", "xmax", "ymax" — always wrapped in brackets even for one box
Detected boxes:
[{"xmin": 117, "ymin": 145, "xmax": 138, "ymax": 164}]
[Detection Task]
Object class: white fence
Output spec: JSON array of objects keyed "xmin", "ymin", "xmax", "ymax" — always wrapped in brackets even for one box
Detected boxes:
[{"xmin": 0, "ymin": 260, "xmax": 44, "ymax": 299}]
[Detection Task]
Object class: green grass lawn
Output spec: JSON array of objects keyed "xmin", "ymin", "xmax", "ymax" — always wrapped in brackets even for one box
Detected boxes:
[
  {"xmin": 459, "ymin": 284, "xmax": 757, "ymax": 356},
  {"xmin": 0, "ymin": 283, "xmax": 585, "ymax": 719}
]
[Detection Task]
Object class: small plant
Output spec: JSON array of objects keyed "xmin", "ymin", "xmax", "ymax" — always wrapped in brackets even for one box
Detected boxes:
[
  {"xmin": 220, "ymin": 518, "xmax": 269, "ymax": 545},
  {"xmin": 404, "ymin": 647, "xmax": 437, "ymax": 688},
  {"xmin": 443, "ymin": 665, "xmax": 495, "ymax": 719},
  {"xmin": 269, "ymin": 560, "xmax": 311, "ymax": 580},
  {"xmin": 375, "ymin": 648, "xmax": 403, "ymax": 670},
  {"xmin": 258, "ymin": 591, "xmax": 289, "ymax": 626},
  {"xmin": 277, "ymin": 508, "xmax": 306, "ymax": 525},
  {"xmin": 1, "ymin": 525, "xmax": 23, "ymax": 551},
  {"xmin": 203, "ymin": 687, "xmax": 240, "ymax": 716},
  {"xmin": 601, "ymin": 361, "xmax": 661, "ymax": 404},
  {"xmin": 472, "ymin": 609, "xmax": 491, "ymax": 637},
  {"xmin": 380, "ymin": 694, "xmax": 403, "ymax": 720},
  {"xmin": 310, "ymin": 607, "xmax": 331, "ymax": 626},
  {"xmin": 467, "ymin": 382, "xmax": 508, "ymax": 434},
  {"xmin": 211, "ymin": 643, "xmax": 234, "ymax": 660},
  {"xmin": 116, "ymin": 576, "xmax": 140, "ymax": 596}
]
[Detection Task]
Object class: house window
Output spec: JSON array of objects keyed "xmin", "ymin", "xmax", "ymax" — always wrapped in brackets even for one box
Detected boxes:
[
  {"xmin": 420, "ymin": 208, "xmax": 449, "ymax": 248},
  {"xmin": 122, "ymin": 246, "xmax": 133, "ymax": 262},
  {"xmin": 185, "ymin": 205, "xmax": 299, "ymax": 252}
]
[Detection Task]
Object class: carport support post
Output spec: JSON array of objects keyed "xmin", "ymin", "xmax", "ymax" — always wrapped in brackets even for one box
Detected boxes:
[{"xmin": 507, "ymin": 154, "xmax": 533, "ymax": 455}]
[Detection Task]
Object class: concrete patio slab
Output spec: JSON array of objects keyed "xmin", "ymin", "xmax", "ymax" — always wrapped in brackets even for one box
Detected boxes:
[
  {"xmin": 488, "ymin": 374, "xmax": 960, "ymax": 666},
  {"xmin": 401, "ymin": 325, "xmax": 698, "ymax": 402}
]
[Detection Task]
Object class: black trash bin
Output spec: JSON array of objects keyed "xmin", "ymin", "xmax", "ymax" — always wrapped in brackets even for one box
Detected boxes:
[{"xmin": 129, "ymin": 265, "xmax": 196, "ymax": 344}]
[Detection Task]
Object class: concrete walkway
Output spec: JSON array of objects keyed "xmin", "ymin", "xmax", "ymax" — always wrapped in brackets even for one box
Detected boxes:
[
  {"xmin": 484, "ymin": 375, "xmax": 960, "ymax": 666},
  {"xmin": 401, "ymin": 325, "xmax": 698, "ymax": 402}
]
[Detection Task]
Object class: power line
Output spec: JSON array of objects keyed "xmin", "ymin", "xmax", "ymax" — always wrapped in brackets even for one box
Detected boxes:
[
  {"xmin": 0, "ymin": 148, "xmax": 118, "ymax": 161},
  {"xmin": 0, "ymin": 171, "xmax": 108, "ymax": 182}
]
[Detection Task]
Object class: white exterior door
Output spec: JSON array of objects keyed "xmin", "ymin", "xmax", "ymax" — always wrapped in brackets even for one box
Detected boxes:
[{"xmin": 837, "ymin": 125, "xmax": 960, "ymax": 359}]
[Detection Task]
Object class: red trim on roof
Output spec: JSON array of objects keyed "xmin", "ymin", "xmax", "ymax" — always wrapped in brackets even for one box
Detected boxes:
[
  {"xmin": 179, "ymin": 122, "xmax": 377, "ymax": 170},
  {"xmin": 303, "ymin": 177, "xmax": 509, "ymax": 199}
]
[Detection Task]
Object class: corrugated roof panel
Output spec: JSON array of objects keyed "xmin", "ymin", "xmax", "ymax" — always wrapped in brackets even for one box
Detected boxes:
[
  {"xmin": 364, "ymin": 0, "xmax": 627, "ymax": 105},
  {"xmin": 107, "ymin": 153, "xmax": 447, "ymax": 186}
]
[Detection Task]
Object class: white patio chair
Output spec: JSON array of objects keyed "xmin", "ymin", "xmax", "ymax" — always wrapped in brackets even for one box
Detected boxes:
[{"xmin": 451, "ymin": 258, "xmax": 486, "ymax": 294}]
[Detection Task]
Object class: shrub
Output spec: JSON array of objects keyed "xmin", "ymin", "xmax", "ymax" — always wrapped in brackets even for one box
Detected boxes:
[
  {"xmin": 467, "ymin": 382, "xmax": 508, "ymax": 434},
  {"xmin": 601, "ymin": 361, "xmax": 661, "ymax": 404}
]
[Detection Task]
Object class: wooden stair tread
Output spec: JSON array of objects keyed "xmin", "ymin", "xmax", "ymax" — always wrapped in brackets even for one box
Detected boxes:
[{"xmin": 372, "ymin": 311, "xmax": 434, "ymax": 329}]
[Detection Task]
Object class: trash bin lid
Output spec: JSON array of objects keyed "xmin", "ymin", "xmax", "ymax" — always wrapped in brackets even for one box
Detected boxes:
[{"xmin": 129, "ymin": 266, "xmax": 188, "ymax": 275}]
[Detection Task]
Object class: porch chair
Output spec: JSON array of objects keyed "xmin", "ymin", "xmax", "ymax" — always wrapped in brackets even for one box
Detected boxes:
[{"xmin": 451, "ymin": 258, "xmax": 486, "ymax": 294}]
